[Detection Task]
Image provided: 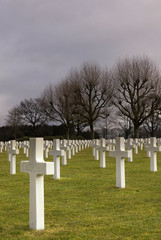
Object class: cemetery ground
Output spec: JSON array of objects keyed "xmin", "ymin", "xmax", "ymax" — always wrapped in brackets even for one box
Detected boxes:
[{"xmin": 0, "ymin": 147, "xmax": 161, "ymax": 240}]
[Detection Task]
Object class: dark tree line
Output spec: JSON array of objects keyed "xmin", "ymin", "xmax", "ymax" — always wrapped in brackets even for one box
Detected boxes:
[{"xmin": 5, "ymin": 56, "xmax": 161, "ymax": 140}]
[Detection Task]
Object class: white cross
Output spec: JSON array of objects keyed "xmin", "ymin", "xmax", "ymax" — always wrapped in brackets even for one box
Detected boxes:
[
  {"xmin": 144, "ymin": 138, "xmax": 151, "ymax": 157},
  {"xmin": 91, "ymin": 140, "xmax": 96, "ymax": 156},
  {"xmin": 96, "ymin": 138, "xmax": 108, "ymax": 168},
  {"xmin": 145, "ymin": 137, "xmax": 161, "ymax": 172},
  {"xmin": 25, "ymin": 142, "xmax": 30, "ymax": 158},
  {"xmin": 8, "ymin": 140, "xmax": 19, "ymax": 174},
  {"xmin": 94, "ymin": 139, "xmax": 100, "ymax": 160},
  {"xmin": 4, "ymin": 142, "xmax": 7, "ymax": 151},
  {"xmin": 108, "ymin": 139, "xmax": 115, "ymax": 151},
  {"xmin": 66, "ymin": 140, "xmax": 72, "ymax": 159},
  {"xmin": 21, "ymin": 138, "xmax": 54, "ymax": 230},
  {"xmin": 126, "ymin": 138, "xmax": 133, "ymax": 162},
  {"xmin": 71, "ymin": 140, "xmax": 76, "ymax": 156},
  {"xmin": 0, "ymin": 141, "xmax": 4, "ymax": 153},
  {"xmin": 109, "ymin": 137, "xmax": 130, "ymax": 188},
  {"xmin": 139, "ymin": 138, "xmax": 144, "ymax": 150},
  {"xmin": 49, "ymin": 139, "xmax": 64, "ymax": 179},
  {"xmin": 60, "ymin": 139, "xmax": 69, "ymax": 165},
  {"xmin": 44, "ymin": 140, "xmax": 49, "ymax": 158},
  {"xmin": 75, "ymin": 140, "xmax": 79, "ymax": 153},
  {"xmin": 78, "ymin": 140, "xmax": 82, "ymax": 151},
  {"xmin": 133, "ymin": 139, "xmax": 139, "ymax": 154}
]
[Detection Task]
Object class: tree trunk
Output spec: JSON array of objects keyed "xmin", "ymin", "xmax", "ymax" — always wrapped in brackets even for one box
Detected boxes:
[
  {"xmin": 66, "ymin": 125, "xmax": 69, "ymax": 140},
  {"xmin": 134, "ymin": 125, "xmax": 139, "ymax": 138},
  {"xmin": 90, "ymin": 123, "xmax": 94, "ymax": 139},
  {"xmin": 33, "ymin": 125, "xmax": 37, "ymax": 137},
  {"xmin": 14, "ymin": 127, "xmax": 17, "ymax": 140}
]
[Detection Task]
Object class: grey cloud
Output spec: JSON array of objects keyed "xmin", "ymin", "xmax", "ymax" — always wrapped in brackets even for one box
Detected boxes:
[{"xmin": 1, "ymin": 0, "xmax": 161, "ymax": 125}]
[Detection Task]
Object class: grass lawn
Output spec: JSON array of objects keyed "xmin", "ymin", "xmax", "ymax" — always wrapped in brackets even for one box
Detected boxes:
[{"xmin": 0, "ymin": 146, "xmax": 161, "ymax": 239}]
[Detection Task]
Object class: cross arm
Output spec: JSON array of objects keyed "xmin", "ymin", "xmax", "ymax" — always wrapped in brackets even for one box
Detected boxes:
[{"xmin": 21, "ymin": 161, "xmax": 54, "ymax": 175}]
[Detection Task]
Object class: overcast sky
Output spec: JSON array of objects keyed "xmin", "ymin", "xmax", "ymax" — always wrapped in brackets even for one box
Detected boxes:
[{"xmin": 0, "ymin": 0, "xmax": 161, "ymax": 125}]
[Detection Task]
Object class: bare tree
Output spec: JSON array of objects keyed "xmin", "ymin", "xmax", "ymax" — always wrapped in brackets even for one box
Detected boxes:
[
  {"xmin": 143, "ymin": 110, "xmax": 161, "ymax": 137},
  {"xmin": 19, "ymin": 98, "xmax": 47, "ymax": 136},
  {"xmin": 71, "ymin": 63, "xmax": 113, "ymax": 139},
  {"xmin": 112, "ymin": 56, "xmax": 161, "ymax": 138},
  {"xmin": 40, "ymin": 83, "xmax": 56, "ymax": 121},
  {"xmin": 41, "ymin": 77, "xmax": 75, "ymax": 139},
  {"xmin": 5, "ymin": 106, "xmax": 22, "ymax": 139},
  {"xmin": 118, "ymin": 114, "xmax": 133, "ymax": 138}
]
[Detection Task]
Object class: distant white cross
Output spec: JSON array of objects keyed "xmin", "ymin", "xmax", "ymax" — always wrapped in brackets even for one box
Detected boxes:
[
  {"xmin": 133, "ymin": 139, "xmax": 139, "ymax": 154},
  {"xmin": 94, "ymin": 139, "xmax": 100, "ymax": 160},
  {"xmin": 109, "ymin": 137, "xmax": 130, "ymax": 188},
  {"xmin": 126, "ymin": 138, "xmax": 133, "ymax": 162},
  {"xmin": 0, "ymin": 141, "xmax": 4, "ymax": 153},
  {"xmin": 44, "ymin": 140, "xmax": 49, "ymax": 158},
  {"xmin": 71, "ymin": 140, "xmax": 76, "ymax": 156},
  {"xmin": 25, "ymin": 141, "xmax": 30, "ymax": 158},
  {"xmin": 49, "ymin": 139, "xmax": 64, "ymax": 179},
  {"xmin": 60, "ymin": 139, "xmax": 69, "ymax": 165},
  {"xmin": 21, "ymin": 138, "xmax": 54, "ymax": 230},
  {"xmin": 67, "ymin": 140, "xmax": 72, "ymax": 159},
  {"xmin": 144, "ymin": 138, "xmax": 151, "ymax": 157},
  {"xmin": 145, "ymin": 137, "xmax": 161, "ymax": 172},
  {"xmin": 96, "ymin": 138, "xmax": 108, "ymax": 168},
  {"xmin": 8, "ymin": 140, "xmax": 19, "ymax": 174}
]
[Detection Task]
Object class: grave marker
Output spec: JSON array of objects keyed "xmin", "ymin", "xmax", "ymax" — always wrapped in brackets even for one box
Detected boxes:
[
  {"xmin": 145, "ymin": 137, "xmax": 161, "ymax": 172},
  {"xmin": 44, "ymin": 140, "xmax": 49, "ymax": 158},
  {"xmin": 0, "ymin": 141, "xmax": 4, "ymax": 153},
  {"xmin": 21, "ymin": 138, "xmax": 54, "ymax": 230},
  {"xmin": 8, "ymin": 140, "xmax": 19, "ymax": 174},
  {"xmin": 49, "ymin": 139, "xmax": 64, "ymax": 179},
  {"xmin": 109, "ymin": 137, "xmax": 130, "ymax": 188},
  {"xmin": 96, "ymin": 138, "xmax": 108, "ymax": 168},
  {"xmin": 126, "ymin": 138, "xmax": 133, "ymax": 162},
  {"xmin": 94, "ymin": 139, "xmax": 100, "ymax": 160},
  {"xmin": 60, "ymin": 139, "xmax": 69, "ymax": 165}
]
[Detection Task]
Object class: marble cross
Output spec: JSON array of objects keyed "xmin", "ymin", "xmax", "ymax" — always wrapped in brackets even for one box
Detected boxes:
[
  {"xmin": 145, "ymin": 137, "xmax": 161, "ymax": 172},
  {"xmin": 49, "ymin": 139, "xmax": 64, "ymax": 179},
  {"xmin": 109, "ymin": 137, "xmax": 130, "ymax": 188},
  {"xmin": 21, "ymin": 138, "xmax": 54, "ymax": 230},
  {"xmin": 8, "ymin": 140, "xmax": 19, "ymax": 174}
]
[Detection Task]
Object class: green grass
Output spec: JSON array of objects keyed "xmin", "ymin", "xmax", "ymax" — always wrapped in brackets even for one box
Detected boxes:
[{"xmin": 0, "ymin": 147, "xmax": 161, "ymax": 239}]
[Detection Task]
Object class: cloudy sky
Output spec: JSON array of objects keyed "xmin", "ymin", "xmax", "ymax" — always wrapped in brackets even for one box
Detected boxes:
[{"xmin": 0, "ymin": 0, "xmax": 161, "ymax": 125}]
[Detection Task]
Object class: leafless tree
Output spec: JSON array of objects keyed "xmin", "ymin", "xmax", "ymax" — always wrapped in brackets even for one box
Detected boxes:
[
  {"xmin": 39, "ymin": 83, "xmax": 56, "ymax": 121},
  {"xmin": 41, "ymin": 77, "xmax": 75, "ymax": 139},
  {"xmin": 143, "ymin": 110, "xmax": 161, "ymax": 137},
  {"xmin": 5, "ymin": 106, "xmax": 22, "ymax": 139},
  {"xmin": 19, "ymin": 98, "xmax": 47, "ymax": 136},
  {"xmin": 71, "ymin": 62, "xmax": 113, "ymax": 139},
  {"xmin": 118, "ymin": 114, "xmax": 133, "ymax": 138},
  {"xmin": 112, "ymin": 56, "xmax": 161, "ymax": 138}
]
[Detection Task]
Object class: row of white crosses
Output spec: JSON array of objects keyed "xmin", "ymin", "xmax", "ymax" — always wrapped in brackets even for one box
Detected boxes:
[
  {"xmin": 20, "ymin": 138, "xmax": 89, "ymax": 230},
  {"xmin": 92, "ymin": 137, "xmax": 161, "ymax": 187},
  {"xmin": 6, "ymin": 139, "xmax": 89, "ymax": 176},
  {"xmin": 6, "ymin": 137, "xmax": 161, "ymax": 179},
  {"xmin": 1, "ymin": 139, "xmax": 90, "ymax": 155},
  {"xmin": 5, "ymin": 136, "xmax": 161, "ymax": 230},
  {"xmin": 4, "ymin": 138, "xmax": 89, "ymax": 230}
]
